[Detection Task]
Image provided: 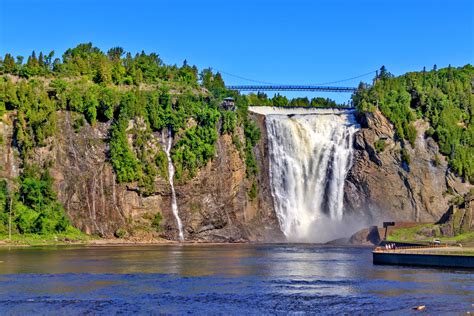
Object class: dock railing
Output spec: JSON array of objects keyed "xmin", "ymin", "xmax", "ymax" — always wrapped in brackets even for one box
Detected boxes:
[{"xmin": 374, "ymin": 244, "xmax": 470, "ymax": 256}]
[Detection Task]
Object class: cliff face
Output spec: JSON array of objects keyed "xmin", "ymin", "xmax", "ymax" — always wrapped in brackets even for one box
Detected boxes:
[
  {"xmin": 0, "ymin": 111, "xmax": 280, "ymax": 241},
  {"xmin": 0, "ymin": 114, "xmax": 20, "ymax": 181},
  {"xmin": 344, "ymin": 110, "xmax": 471, "ymax": 224},
  {"xmin": 2, "ymin": 108, "xmax": 470, "ymax": 242},
  {"xmin": 6, "ymin": 111, "xmax": 162, "ymax": 238},
  {"xmin": 173, "ymin": 113, "xmax": 281, "ymax": 242}
]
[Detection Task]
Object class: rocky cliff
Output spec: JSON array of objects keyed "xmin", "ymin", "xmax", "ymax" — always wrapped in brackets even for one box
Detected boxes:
[
  {"xmin": 0, "ymin": 111, "xmax": 281, "ymax": 242},
  {"xmin": 344, "ymin": 109, "xmax": 472, "ymax": 224},
  {"xmin": 164, "ymin": 112, "xmax": 281, "ymax": 242},
  {"xmin": 2, "ymin": 107, "xmax": 471, "ymax": 242}
]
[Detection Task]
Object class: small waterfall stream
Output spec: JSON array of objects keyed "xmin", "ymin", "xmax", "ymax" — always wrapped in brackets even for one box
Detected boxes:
[
  {"xmin": 163, "ymin": 129, "xmax": 184, "ymax": 241},
  {"xmin": 261, "ymin": 108, "xmax": 360, "ymax": 243}
]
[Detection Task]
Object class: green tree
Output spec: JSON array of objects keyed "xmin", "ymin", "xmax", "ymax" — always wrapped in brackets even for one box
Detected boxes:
[
  {"xmin": 353, "ymin": 64, "xmax": 474, "ymax": 182},
  {"xmin": 1, "ymin": 53, "xmax": 16, "ymax": 73}
]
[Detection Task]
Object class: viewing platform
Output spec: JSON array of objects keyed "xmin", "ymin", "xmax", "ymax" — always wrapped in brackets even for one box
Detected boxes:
[
  {"xmin": 373, "ymin": 245, "xmax": 474, "ymax": 269},
  {"xmin": 372, "ymin": 221, "xmax": 474, "ymax": 269}
]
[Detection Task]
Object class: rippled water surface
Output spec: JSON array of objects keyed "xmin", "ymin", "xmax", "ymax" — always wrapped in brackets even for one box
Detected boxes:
[{"xmin": 0, "ymin": 244, "xmax": 472, "ymax": 314}]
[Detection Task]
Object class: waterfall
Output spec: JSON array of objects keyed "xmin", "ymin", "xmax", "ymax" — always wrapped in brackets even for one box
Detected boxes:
[
  {"xmin": 163, "ymin": 129, "xmax": 184, "ymax": 241},
  {"xmin": 263, "ymin": 108, "xmax": 359, "ymax": 243}
]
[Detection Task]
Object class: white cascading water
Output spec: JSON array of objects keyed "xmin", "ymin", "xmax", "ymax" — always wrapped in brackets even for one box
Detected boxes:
[
  {"xmin": 163, "ymin": 129, "xmax": 184, "ymax": 241},
  {"xmin": 262, "ymin": 107, "xmax": 360, "ymax": 243}
]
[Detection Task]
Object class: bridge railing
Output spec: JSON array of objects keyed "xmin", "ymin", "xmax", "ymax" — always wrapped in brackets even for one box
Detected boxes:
[
  {"xmin": 226, "ymin": 85, "xmax": 357, "ymax": 93},
  {"xmin": 248, "ymin": 105, "xmax": 355, "ymax": 110}
]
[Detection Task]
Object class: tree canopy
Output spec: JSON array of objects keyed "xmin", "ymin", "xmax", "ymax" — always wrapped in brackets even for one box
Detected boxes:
[{"xmin": 353, "ymin": 65, "xmax": 474, "ymax": 182}]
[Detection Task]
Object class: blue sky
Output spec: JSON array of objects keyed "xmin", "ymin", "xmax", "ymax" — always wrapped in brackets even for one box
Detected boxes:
[{"xmin": 1, "ymin": 0, "xmax": 473, "ymax": 102}]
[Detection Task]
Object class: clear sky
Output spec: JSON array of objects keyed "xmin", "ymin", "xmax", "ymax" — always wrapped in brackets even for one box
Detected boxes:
[{"xmin": 1, "ymin": 0, "xmax": 473, "ymax": 102}]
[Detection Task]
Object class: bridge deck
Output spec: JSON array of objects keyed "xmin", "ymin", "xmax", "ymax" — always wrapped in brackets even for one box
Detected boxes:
[{"xmin": 226, "ymin": 85, "xmax": 357, "ymax": 93}]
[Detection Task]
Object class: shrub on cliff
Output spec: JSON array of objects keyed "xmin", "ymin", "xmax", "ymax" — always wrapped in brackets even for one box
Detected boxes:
[
  {"xmin": 109, "ymin": 118, "xmax": 140, "ymax": 183},
  {"xmin": 9, "ymin": 166, "xmax": 73, "ymax": 235},
  {"xmin": 151, "ymin": 213, "xmax": 163, "ymax": 232},
  {"xmin": 0, "ymin": 180, "xmax": 9, "ymax": 234},
  {"xmin": 221, "ymin": 110, "xmax": 236, "ymax": 134},
  {"xmin": 374, "ymin": 139, "xmax": 386, "ymax": 153}
]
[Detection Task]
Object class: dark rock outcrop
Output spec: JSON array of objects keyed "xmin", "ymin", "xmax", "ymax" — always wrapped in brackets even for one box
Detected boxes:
[
  {"xmin": 437, "ymin": 193, "xmax": 473, "ymax": 237},
  {"xmin": 348, "ymin": 225, "xmax": 381, "ymax": 245}
]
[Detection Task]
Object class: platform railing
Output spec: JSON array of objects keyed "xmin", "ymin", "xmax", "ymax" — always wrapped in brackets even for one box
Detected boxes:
[{"xmin": 373, "ymin": 244, "xmax": 469, "ymax": 256}]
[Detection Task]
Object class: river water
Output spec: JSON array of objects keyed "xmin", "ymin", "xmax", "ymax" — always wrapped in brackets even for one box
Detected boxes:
[{"xmin": 0, "ymin": 244, "xmax": 472, "ymax": 314}]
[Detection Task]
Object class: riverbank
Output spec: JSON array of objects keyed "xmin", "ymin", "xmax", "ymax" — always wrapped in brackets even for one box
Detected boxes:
[
  {"xmin": 0, "ymin": 233, "xmax": 254, "ymax": 247},
  {"xmin": 0, "ymin": 238, "xmax": 207, "ymax": 247},
  {"xmin": 0, "ymin": 233, "xmax": 174, "ymax": 247}
]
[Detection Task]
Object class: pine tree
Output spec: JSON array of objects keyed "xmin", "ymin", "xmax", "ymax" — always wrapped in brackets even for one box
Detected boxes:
[{"xmin": 2, "ymin": 53, "xmax": 16, "ymax": 73}]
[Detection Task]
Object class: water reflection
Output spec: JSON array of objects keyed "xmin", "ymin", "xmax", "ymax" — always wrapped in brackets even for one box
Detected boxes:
[
  {"xmin": 0, "ymin": 244, "xmax": 472, "ymax": 314},
  {"xmin": 0, "ymin": 244, "xmax": 266, "ymax": 276}
]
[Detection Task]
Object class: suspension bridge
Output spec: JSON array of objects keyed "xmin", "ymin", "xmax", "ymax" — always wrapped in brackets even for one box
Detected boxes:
[
  {"xmin": 225, "ymin": 85, "xmax": 357, "ymax": 93},
  {"xmin": 219, "ymin": 69, "xmax": 375, "ymax": 93}
]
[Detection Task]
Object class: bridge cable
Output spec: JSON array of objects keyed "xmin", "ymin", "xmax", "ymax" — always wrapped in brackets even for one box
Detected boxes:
[
  {"xmin": 214, "ymin": 68, "xmax": 376, "ymax": 86},
  {"xmin": 212, "ymin": 68, "xmax": 279, "ymax": 85},
  {"xmin": 308, "ymin": 70, "xmax": 376, "ymax": 86}
]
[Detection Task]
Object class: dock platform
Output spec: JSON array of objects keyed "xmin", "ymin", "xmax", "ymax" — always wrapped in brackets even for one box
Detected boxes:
[{"xmin": 373, "ymin": 246, "xmax": 474, "ymax": 269}]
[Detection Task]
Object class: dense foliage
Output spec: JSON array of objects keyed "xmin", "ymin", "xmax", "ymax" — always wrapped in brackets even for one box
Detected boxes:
[
  {"xmin": 0, "ymin": 44, "xmax": 242, "ymax": 184},
  {"xmin": 0, "ymin": 43, "xmax": 199, "ymax": 86},
  {"xmin": 0, "ymin": 43, "xmax": 271, "ymax": 235},
  {"xmin": 0, "ymin": 180, "xmax": 9, "ymax": 233},
  {"xmin": 353, "ymin": 65, "xmax": 474, "ymax": 182},
  {"xmin": 0, "ymin": 166, "xmax": 75, "ymax": 235}
]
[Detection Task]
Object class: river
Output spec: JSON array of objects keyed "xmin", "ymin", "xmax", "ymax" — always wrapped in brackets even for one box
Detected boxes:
[{"xmin": 0, "ymin": 244, "xmax": 472, "ymax": 314}]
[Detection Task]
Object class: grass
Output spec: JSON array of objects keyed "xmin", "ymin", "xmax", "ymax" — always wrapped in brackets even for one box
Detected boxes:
[
  {"xmin": 387, "ymin": 223, "xmax": 474, "ymax": 244},
  {"xmin": 387, "ymin": 224, "xmax": 435, "ymax": 242},
  {"xmin": 0, "ymin": 227, "xmax": 90, "ymax": 246},
  {"xmin": 447, "ymin": 231, "xmax": 474, "ymax": 243}
]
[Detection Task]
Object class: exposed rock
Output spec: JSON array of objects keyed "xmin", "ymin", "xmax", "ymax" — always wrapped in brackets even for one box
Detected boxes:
[
  {"xmin": 413, "ymin": 305, "xmax": 426, "ymax": 311},
  {"xmin": 345, "ymin": 110, "xmax": 472, "ymax": 225},
  {"xmin": 437, "ymin": 195, "xmax": 473, "ymax": 237},
  {"xmin": 2, "ymin": 106, "xmax": 471, "ymax": 243},
  {"xmin": 175, "ymin": 114, "xmax": 283, "ymax": 242},
  {"xmin": 248, "ymin": 113, "xmax": 285, "ymax": 241},
  {"xmin": 349, "ymin": 222, "xmax": 423, "ymax": 245},
  {"xmin": 367, "ymin": 226, "xmax": 382, "ymax": 244},
  {"xmin": 0, "ymin": 113, "xmax": 20, "ymax": 181},
  {"xmin": 439, "ymin": 224, "xmax": 453, "ymax": 237},
  {"xmin": 418, "ymin": 226, "xmax": 436, "ymax": 237},
  {"xmin": 348, "ymin": 226, "xmax": 381, "ymax": 245},
  {"xmin": 36, "ymin": 111, "xmax": 170, "ymax": 238},
  {"xmin": 0, "ymin": 111, "xmax": 280, "ymax": 242}
]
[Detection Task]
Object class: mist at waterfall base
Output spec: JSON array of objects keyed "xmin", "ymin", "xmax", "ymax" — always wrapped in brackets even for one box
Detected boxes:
[{"xmin": 259, "ymin": 107, "xmax": 365, "ymax": 243}]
